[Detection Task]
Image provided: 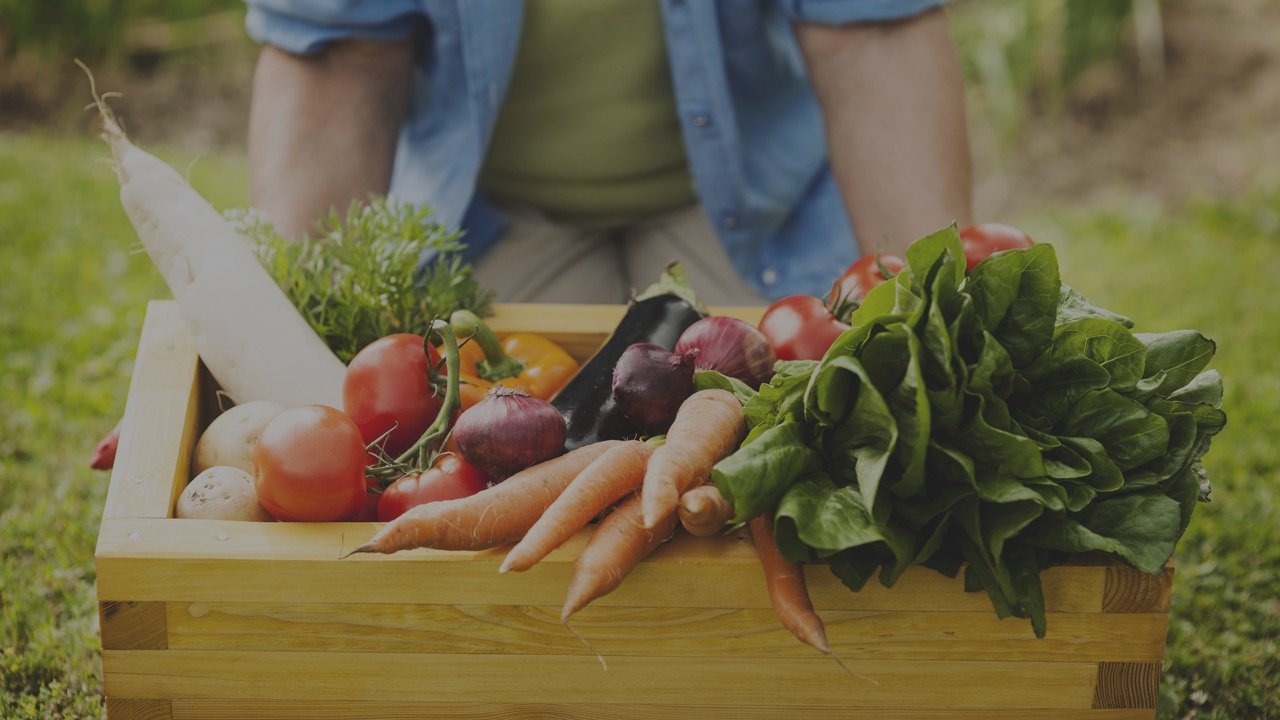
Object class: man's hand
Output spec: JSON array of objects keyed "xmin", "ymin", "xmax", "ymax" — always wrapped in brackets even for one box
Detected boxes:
[
  {"xmin": 796, "ymin": 8, "xmax": 973, "ymax": 257},
  {"xmin": 249, "ymin": 38, "xmax": 415, "ymax": 238}
]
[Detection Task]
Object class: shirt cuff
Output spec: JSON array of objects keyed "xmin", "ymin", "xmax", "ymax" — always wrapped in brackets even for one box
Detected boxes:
[
  {"xmin": 245, "ymin": 1, "xmax": 421, "ymax": 55},
  {"xmin": 778, "ymin": 0, "xmax": 946, "ymax": 25}
]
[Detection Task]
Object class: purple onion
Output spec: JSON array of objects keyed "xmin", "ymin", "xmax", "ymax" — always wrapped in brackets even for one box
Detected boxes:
[
  {"xmin": 675, "ymin": 316, "xmax": 776, "ymax": 388},
  {"xmin": 611, "ymin": 343, "xmax": 697, "ymax": 435},
  {"xmin": 453, "ymin": 387, "xmax": 566, "ymax": 480}
]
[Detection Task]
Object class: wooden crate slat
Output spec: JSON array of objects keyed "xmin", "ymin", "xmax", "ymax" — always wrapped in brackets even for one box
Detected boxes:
[
  {"xmin": 95, "ymin": 518, "xmax": 1111, "ymax": 612},
  {"xmin": 105, "ymin": 699, "xmax": 172, "ymax": 720},
  {"xmin": 170, "ymin": 699, "xmax": 1157, "ymax": 720},
  {"xmin": 102, "ymin": 650, "xmax": 1100, "ymax": 708},
  {"xmin": 100, "ymin": 301, "xmax": 200, "ymax": 521},
  {"xmin": 100, "ymin": 601, "xmax": 168, "ymax": 650},
  {"xmin": 162, "ymin": 600, "xmax": 1167, "ymax": 662}
]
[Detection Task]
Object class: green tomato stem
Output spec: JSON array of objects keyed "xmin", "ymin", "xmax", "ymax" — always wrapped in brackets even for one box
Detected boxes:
[{"xmin": 394, "ymin": 319, "xmax": 462, "ymax": 470}]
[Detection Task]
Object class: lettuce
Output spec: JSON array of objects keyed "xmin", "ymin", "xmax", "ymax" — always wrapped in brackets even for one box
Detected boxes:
[{"xmin": 712, "ymin": 225, "xmax": 1225, "ymax": 637}]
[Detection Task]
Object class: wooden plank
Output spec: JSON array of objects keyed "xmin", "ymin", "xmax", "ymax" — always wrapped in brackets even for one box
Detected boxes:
[
  {"xmin": 106, "ymin": 698, "xmax": 171, "ymax": 720},
  {"xmin": 95, "ymin": 520, "xmax": 1107, "ymax": 613},
  {"xmin": 163, "ymin": 601, "xmax": 1167, "ymax": 662},
  {"xmin": 96, "ymin": 519, "xmax": 1107, "ymax": 611},
  {"xmin": 100, "ymin": 601, "xmax": 167, "ymax": 650},
  {"xmin": 170, "ymin": 699, "xmax": 1157, "ymax": 720},
  {"xmin": 1093, "ymin": 661, "xmax": 1162, "ymax": 709},
  {"xmin": 1103, "ymin": 563, "xmax": 1174, "ymax": 613},
  {"xmin": 100, "ymin": 301, "xmax": 200, "ymax": 521},
  {"xmin": 101, "ymin": 650, "xmax": 1099, "ymax": 708}
]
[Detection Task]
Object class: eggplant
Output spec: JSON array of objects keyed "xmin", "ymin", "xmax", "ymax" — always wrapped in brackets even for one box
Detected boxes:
[{"xmin": 552, "ymin": 265, "xmax": 705, "ymax": 449}]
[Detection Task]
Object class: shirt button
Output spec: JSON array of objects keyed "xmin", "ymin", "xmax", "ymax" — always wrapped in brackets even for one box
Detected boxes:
[
  {"xmin": 722, "ymin": 215, "xmax": 740, "ymax": 230},
  {"xmin": 761, "ymin": 268, "xmax": 779, "ymax": 286},
  {"xmin": 691, "ymin": 114, "xmax": 711, "ymax": 127}
]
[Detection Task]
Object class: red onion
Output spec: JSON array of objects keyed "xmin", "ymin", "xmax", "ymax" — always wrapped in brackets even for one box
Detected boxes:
[
  {"xmin": 675, "ymin": 316, "xmax": 776, "ymax": 388},
  {"xmin": 611, "ymin": 343, "xmax": 697, "ymax": 435},
  {"xmin": 453, "ymin": 387, "xmax": 566, "ymax": 480}
]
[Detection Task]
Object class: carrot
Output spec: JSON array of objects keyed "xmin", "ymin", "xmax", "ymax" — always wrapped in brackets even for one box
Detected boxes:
[
  {"xmin": 749, "ymin": 514, "xmax": 832, "ymax": 654},
  {"xmin": 677, "ymin": 484, "xmax": 735, "ymax": 537},
  {"xmin": 500, "ymin": 440, "xmax": 652, "ymax": 574},
  {"xmin": 561, "ymin": 492, "xmax": 678, "ymax": 622},
  {"xmin": 640, "ymin": 389, "xmax": 745, "ymax": 529},
  {"xmin": 347, "ymin": 441, "xmax": 622, "ymax": 555},
  {"xmin": 80, "ymin": 62, "xmax": 345, "ymax": 409}
]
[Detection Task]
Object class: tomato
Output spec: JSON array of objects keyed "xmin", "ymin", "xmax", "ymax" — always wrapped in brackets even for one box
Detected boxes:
[
  {"xmin": 758, "ymin": 295, "xmax": 850, "ymax": 361},
  {"xmin": 377, "ymin": 454, "xmax": 490, "ymax": 521},
  {"xmin": 827, "ymin": 253, "xmax": 906, "ymax": 304},
  {"xmin": 343, "ymin": 334, "xmax": 443, "ymax": 458},
  {"xmin": 960, "ymin": 223, "xmax": 1034, "ymax": 271},
  {"xmin": 252, "ymin": 405, "xmax": 368, "ymax": 522}
]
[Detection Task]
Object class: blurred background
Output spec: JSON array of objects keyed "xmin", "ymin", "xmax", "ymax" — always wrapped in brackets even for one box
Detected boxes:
[{"xmin": 1, "ymin": 1, "xmax": 1276, "ymax": 718}]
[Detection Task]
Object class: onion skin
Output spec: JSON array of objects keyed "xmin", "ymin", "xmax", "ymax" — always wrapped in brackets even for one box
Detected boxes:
[
  {"xmin": 611, "ymin": 343, "xmax": 697, "ymax": 435},
  {"xmin": 454, "ymin": 388, "xmax": 567, "ymax": 480},
  {"xmin": 676, "ymin": 316, "xmax": 776, "ymax": 388}
]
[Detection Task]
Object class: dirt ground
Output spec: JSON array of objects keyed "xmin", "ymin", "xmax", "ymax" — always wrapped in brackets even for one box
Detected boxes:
[
  {"xmin": 5, "ymin": 0, "xmax": 1277, "ymax": 217},
  {"xmin": 974, "ymin": 0, "xmax": 1280, "ymax": 218}
]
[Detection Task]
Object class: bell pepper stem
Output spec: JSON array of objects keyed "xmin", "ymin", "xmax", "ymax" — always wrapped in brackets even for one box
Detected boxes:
[{"xmin": 450, "ymin": 309, "xmax": 525, "ymax": 381}]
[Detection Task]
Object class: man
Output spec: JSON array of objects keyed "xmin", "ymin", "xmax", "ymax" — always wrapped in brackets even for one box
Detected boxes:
[{"xmin": 245, "ymin": 0, "xmax": 971, "ymax": 305}]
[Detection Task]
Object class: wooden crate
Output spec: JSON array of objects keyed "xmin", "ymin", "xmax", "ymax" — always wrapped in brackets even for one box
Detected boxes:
[{"xmin": 97, "ymin": 300, "xmax": 1174, "ymax": 720}]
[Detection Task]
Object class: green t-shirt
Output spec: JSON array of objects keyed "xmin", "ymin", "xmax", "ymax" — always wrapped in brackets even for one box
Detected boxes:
[{"xmin": 478, "ymin": 0, "xmax": 696, "ymax": 227}]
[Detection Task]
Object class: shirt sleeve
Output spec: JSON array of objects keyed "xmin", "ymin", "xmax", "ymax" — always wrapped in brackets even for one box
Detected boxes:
[
  {"xmin": 777, "ymin": 0, "xmax": 945, "ymax": 25},
  {"xmin": 245, "ymin": 0, "xmax": 423, "ymax": 55}
]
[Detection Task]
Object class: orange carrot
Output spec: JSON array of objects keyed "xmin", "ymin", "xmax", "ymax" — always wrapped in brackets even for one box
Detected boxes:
[
  {"xmin": 561, "ymin": 492, "xmax": 678, "ymax": 622},
  {"xmin": 749, "ymin": 514, "xmax": 831, "ymax": 654},
  {"xmin": 641, "ymin": 389, "xmax": 745, "ymax": 529},
  {"xmin": 677, "ymin": 484, "xmax": 735, "ymax": 537},
  {"xmin": 347, "ymin": 441, "xmax": 622, "ymax": 555},
  {"xmin": 500, "ymin": 440, "xmax": 653, "ymax": 574}
]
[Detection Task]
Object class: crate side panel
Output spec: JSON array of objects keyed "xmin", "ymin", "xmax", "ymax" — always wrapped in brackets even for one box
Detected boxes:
[
  {"xmin": 170, "ymin": 699, "xmax": 1157, "ymax": 720},
  {"xmin": 1103, "ymin": 563, "xmax": 1175, "ymax": 613},
  {"xmin": 101, "ymin": 650, "xmax": 1099, "ymax": 709},
  {"xmin": 163, "ymin": 601, "xmax": 1167, "ymax": 662},
  {"xmin": 96, "ymin": 519, "xmax": 1109, "ymax": 613},
  {"xmin": 101, "ymin": 301, "xmax": 199, "ymax": 521},
  {"xmin": 100, "ymin": 601, "xmax": 168, "ymax": 650},
  {"xmin": 106, "ymin": 699, "xmax": 172, "ymax": 720}
]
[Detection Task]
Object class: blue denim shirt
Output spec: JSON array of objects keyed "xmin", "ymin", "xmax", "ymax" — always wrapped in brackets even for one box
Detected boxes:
[{"xmin": 246, "ymin": 0, "xmax": 942, "ymax": 299}]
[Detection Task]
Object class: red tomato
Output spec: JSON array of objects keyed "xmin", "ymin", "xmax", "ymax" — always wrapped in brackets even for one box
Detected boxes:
[
  {"xmin": 252, "ymin": 405, "xmax": 368, "ymax": 522},
  {"xmin": 960, "ymin": 223, "xmax": 1034, "ymax": 271},
  {"xmin": 377, "ymin": 454, "xmax": 490, "ymax": 521},
  {"xmin": 828, "ymin": 253, "xmax": 906, "ymax": 304},
  {"xmin": 758, "ymin": 295, "xmax": 850, "ymax": 361},
  {"xmin": 343, "ymin": 334, "xmax": 443, "ymax": 458}
]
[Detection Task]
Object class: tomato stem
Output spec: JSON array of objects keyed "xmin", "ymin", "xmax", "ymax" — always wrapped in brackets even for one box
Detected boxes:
[{"xmin": 393, "ymin": 319, "xmax": 461, "ymax": 471}]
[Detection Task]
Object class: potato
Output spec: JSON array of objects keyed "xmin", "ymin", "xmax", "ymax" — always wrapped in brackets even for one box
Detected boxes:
[
  {"xmin": 192, "ymin": 400, "xmax": 283, "ymax": 476},
  {"xmin": 176, "ymin": 466, "xmax": 273, "ymax": 522}
]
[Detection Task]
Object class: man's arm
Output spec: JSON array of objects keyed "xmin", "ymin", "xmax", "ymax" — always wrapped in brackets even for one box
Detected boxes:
[
  {"xmin": 248, "ymin": 38, "xmax": 415, "ymax": 237},
  {"xmin": 795, "ymin": 8, "xmax": 972, "ymax": 256}
]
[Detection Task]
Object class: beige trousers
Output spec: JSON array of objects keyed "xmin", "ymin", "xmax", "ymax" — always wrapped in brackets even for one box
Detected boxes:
[{"xmin": 473, "ymin": 204, "xmax": 769, "ymax": 307}]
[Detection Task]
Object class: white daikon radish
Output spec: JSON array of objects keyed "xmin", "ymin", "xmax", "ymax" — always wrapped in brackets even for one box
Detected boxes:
[{"xmin": 82, "ymin": 63, "xmax": 345, "ymax": 409}]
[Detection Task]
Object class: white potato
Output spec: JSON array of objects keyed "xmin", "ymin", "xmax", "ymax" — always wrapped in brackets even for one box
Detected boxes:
[
  {"xmin": 192, "ymin": 400, "xmax": 283, "ymax": 476},
  {"xmin": 176, "ymin": 466, "xmax": 273, "ymax": 522}
]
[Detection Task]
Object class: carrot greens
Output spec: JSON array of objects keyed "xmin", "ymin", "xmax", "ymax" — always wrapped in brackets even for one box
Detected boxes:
[{"xmin": 233, "ymin": 197, "xmax": 494, "ymax": 363}]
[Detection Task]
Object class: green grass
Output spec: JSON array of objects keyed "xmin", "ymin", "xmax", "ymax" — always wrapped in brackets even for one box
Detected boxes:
[
  {"xmin": 0, "ymin": 132, "xmax": 245, "ymax": 719},
  {"xmin": 0, "ymin": 133, "xmax": 1276, "ymax": 718}
]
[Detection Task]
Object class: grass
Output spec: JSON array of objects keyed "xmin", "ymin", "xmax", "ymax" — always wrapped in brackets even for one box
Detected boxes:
[{"xmin": 0, "ymin": 132, "xmax": 1276, "ymax": 719}]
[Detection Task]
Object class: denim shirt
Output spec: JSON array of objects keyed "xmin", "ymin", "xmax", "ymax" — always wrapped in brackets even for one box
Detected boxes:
[{"xmin": 246, "ymin": 0, "xmax": 942, "ymax": 299}]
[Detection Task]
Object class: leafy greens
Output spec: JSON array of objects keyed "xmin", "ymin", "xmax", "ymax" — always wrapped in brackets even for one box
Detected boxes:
[{"xmin": 710, "ymin": 226, "xmax": 1225, "ymax": 636}]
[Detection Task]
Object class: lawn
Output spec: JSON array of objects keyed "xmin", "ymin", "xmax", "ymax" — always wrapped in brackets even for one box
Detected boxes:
[{"xmin": 1, "ymin": 132, "xmax": 1276, "ymax": 719}]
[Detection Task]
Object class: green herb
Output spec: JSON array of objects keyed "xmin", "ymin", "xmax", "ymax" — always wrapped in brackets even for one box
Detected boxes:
[
  {"xmin": 711, "ymin": 225, "xmax": 1226, "ymax": 637},
  {"xmin": 231, "ymin": 197, "xmax": 494, "ymax": 363}
]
